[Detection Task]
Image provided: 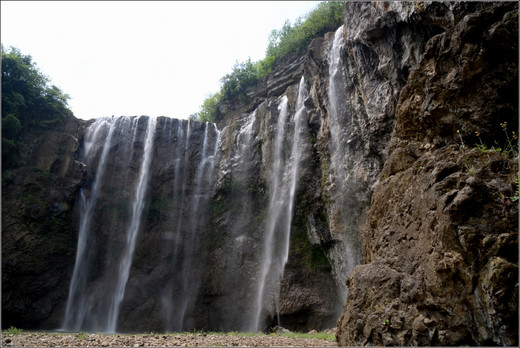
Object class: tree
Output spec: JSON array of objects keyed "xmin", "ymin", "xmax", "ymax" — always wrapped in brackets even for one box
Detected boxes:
[
  {"xmin": 193, "ymin": 1, "xmax": 344, "ymax": 122},
  {"xmin": 2, "ymin": 45, "xmax": 74, "ymax": 168}
]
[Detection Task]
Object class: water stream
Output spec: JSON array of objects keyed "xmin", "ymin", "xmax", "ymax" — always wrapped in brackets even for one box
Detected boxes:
[
  {"xmin": 327, "ymin": 25, "xmax": 361, "ymax": 298},
  {"xmin": 62, "ymin": 116, "xmax": 157, "ymax": 332},
  {"xmin": 62, "ymin": 117, "xmax": 119, "ymax": 332},
  {"xmin": 106, "ymin": 116, "xmax": 157, "ymax": 332},
  {"xmin": 250, "ymin": 77, "xmax": 309, "ymax": 331}
]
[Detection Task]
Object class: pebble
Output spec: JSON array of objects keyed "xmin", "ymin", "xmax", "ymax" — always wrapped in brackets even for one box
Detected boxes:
[{"xmin": 1, "ymin": 332, "xmax": 336, "ymax": 347}]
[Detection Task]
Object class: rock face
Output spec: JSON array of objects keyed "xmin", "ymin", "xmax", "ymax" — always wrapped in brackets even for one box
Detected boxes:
[
  {"xmin": 203, "ymin": 76, "xmax": 341, "ymax": 332},
  {"xmin": 2, "ymin": 1, "xmax": 517, "ymax": 343},
  {"xmin": 2, "ymin": 118, "xmax": 87, "ymax": 328},
  {"xmin": 337, "ymin": 2, "xmax": 518, "ymax": 346}
]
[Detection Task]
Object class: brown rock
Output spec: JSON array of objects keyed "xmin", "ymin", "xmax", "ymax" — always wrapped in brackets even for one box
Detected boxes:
[{"xmin": 338, "ymin": 2, "xmax": 518, "ymax": 346}]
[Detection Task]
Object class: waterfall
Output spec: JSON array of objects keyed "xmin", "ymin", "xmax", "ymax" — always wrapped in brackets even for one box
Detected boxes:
[
  {"xmin": 160, "ymin": 121, "xmax": 220, "ymax": 332},
  {"xmin": 162, "ymin": 119, "xmax": 190, "ymax": 330},
  {"xmin": 62, "ymin": 116, "xmax": 157, "ymax": 332},
  {"xmin": 177, "ymin": 122, "xmax": 220, "ymax": 330},
  {"xmin": 62, "ymin": 117, "xmax": 118, "ymax": 332},
  {"xmin": 106, "ymin": 116, "xmax": 157, "ymax": 333},
  {"xmin": 250, "ymin": 77, "xmax": 308, "ymax": 331},
  {"xmin": 326, "ymin": 25, "xmax": 361, "ymax": 297}
]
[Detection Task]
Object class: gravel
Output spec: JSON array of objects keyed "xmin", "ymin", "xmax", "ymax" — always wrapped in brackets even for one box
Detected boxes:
[{"xmin": 2, "ymin": 332, "xmax": 338, "ymax": 347}]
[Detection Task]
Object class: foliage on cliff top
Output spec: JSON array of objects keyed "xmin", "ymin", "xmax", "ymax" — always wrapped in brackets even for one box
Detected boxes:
[
  {"xmin": 2, "ymin": 45, "xmax": 73, "ymax": 168},
  {"xmin": 191, "ymin": 1, "xmax": 343, "ymax": 123}
]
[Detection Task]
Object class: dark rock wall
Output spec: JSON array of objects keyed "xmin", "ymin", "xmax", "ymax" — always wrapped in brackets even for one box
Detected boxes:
[{"xmin": 2, "ymin": 118, "xmax": 87, "ymax": 328}]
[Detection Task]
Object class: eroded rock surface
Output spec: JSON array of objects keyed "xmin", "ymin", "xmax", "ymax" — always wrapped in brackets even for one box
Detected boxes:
[{"xmin": 337, "ymin": 2, "xmax": 518, "ymax": 346}]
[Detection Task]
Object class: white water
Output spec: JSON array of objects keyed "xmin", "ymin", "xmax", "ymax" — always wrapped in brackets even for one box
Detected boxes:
[
  {"xmin": 161, "ymin": 121, "xmax": 221, "ymax": 332},
  {"xmin": 62, "ymin": 116, "xmax": 157, "ymax": 333},
  {"xmin": 106, "ymin": 116, "xmax": 157, "ymax": 332},
  {"xmin": 328, "ymin": 25, "xmax": 346, "ymax": 159},
  {"xmin": 234, "ymin": 110, "xmax": 257, "ymax": 176},
  {"xmin": 162, "ymin": 120, "xmax": 189, "ymax": 330},
  {"xmin": 177, "ymin": 122, "xmax": 221, "ymax": 329},
  {"xmin": 62, "ymin": 117, "xmax": 118, "ymax": 331},
  {"xmin": 327, "ymin": 25, "xmax": 360, "ymax": 297},
  {"xmin": 250, "ymin": 77, "xmax": 308, "ymax": 331}
]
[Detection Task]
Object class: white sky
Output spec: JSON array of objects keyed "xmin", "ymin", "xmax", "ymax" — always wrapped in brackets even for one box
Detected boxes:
[{"xmin": 1, "ymin": 1, "xmax": 323, "ymax": 120}]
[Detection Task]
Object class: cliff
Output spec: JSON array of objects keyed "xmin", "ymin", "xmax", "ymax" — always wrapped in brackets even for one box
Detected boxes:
[
  {"xmin": 2, "ymin": 118, "xmax": 87, "ymax": 328},
  {"xmin": 2, "ymin": 1, "xmax": 518, "ymax": 344},
  {"xmin": 336, "ymin": 1, "xmax": 518, "ymax": 346}
]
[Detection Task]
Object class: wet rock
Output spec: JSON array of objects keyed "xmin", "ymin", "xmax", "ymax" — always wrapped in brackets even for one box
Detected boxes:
[{"xmin": 2, "ymin": 117, "xmax": 88, "ymax": 329}]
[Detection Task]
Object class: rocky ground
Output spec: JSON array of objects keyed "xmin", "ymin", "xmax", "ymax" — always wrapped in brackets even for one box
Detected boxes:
[{"xmin": 2, "ymin": 331, "xmax": 337, "ymax": 347}]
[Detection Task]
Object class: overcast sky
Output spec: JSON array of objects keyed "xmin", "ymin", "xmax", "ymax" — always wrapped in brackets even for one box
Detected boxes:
[{"xmin": 1, "ymin": 1, "xmax": 322, "ymax": 120}]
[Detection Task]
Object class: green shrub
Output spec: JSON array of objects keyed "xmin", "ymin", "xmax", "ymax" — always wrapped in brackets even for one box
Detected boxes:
[
  {"xmin": 266, "ymin": 2, "xmax": 343, "ymax": 59},
  {"xmin": 190, "ymin": 90, "xmax": 223, "ymax": 123},
  {"xmin": 193, "ymin": 1, "xmax": 344, "ymax": 123}
]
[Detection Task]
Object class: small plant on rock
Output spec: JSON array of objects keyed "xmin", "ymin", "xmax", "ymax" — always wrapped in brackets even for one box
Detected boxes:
[
  {"xmin": 473, "ymin": 124, "xmax": 518, "ymax": 158},
  {"xmin": 5, "ymin": 326, "xmax": 23, "ymax": 335},
  {"xmin": 497, "ymin": 191, "xmax": 514, "ymax": 214},
  {"xmin": 457, "ymin": 129, "xmax": 466, "ymax": 148},
  {"xmin": 511, "ymin": 176, "xmax": 519, "ymax": 203}
]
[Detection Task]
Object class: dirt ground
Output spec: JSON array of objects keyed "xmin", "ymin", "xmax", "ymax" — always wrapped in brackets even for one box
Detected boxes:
[{"xmin": 2, "ymin": 331, "xmax": 338, "ymax": 347}]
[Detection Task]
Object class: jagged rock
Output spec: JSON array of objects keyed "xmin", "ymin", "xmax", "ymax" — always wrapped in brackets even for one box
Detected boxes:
[{"xmin": 337, "ymin": 2, "xmax": 518, "ymax": 346}]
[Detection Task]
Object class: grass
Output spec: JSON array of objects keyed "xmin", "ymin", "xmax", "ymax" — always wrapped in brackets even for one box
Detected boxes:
[
  {"xmin": 196, "ymin": 331, "xmax": 336, "ymax": 341},
  {"xmin": 271, "ymin": 331, "xmax": 336, "ymax": 341},
  {"xmin": 471, "ymin": 124, "xmax": 518, "ymax": 159},
  {"xmin": 4, "ymin": 326, "xmax": 23, "ymax": 335}
]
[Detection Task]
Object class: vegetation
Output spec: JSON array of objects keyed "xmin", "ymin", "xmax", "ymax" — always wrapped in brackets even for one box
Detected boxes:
[
  {"xmin": 2, "ymin": 45, "xmax": 73, "ymax": 168},
  {"xmin": 512, "ymin": 176, "xmax": 519, "ymax": 203},
  {"xmin": 265, "ymin": 1, "xmax": 343, "ymax": 59},
  {"xmin": 184, "ymin": 330, "xmax": 336, "ymax": 341},
  {"xmin": 472, "ymin": 123, "xmax": 518, "ymax": 159},
  {"xmin": 76, "ymin": 332, "xmax": 87, "ymax": 340},
  {"xmin": 4, "ymin": 326, "xmax": 23, "ymax": 335},
  {"xmin": 189, "ymin": 90, "xmax": 223, "ymax": 123},
  {"xmin": 191, "ymin": 1, "xmax": 343, "ymax": 123}
]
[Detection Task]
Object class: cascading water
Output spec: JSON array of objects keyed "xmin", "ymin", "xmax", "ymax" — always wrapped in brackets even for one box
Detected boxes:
[
  {"xmin": 62, "ymin": 116, "xmax": 220, "ymax": 333},
  {"xmin": 106, "ymin": 116, "xmax": 157, "ymax": 332},
  {"xmin": 250, "ymin": 77, "xmax": 309, "ymax": 331},
  {"xmin": 326, "ymin": 25, "xmax": 362, "ymax": 297},
  {"xmin": 62, "ymin": 116, "xmax": 157, "ymax": 332},
  {"xmin": 161, "ymin": 119, "xmax": 192, "ymax": 331},
  {"xmin": 62, "ymin": 117, "xmax": 119, "ymax": 332},
  {"xmin": 175, "ymin": 122, "xmax": 220, "ymax": 331}
]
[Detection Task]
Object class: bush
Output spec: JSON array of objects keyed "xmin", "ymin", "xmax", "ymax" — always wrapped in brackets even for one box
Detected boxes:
[
  {"xmin": 266, "ymin": 1, "xmax": 343, "ymax": 59},
  {"xmin": 190, "ymin": 90, "xmax": 223, "ymax": 123},
  {"xmin": 193, "ymin": 1, "xmax": 343, "ymax": 123}
]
